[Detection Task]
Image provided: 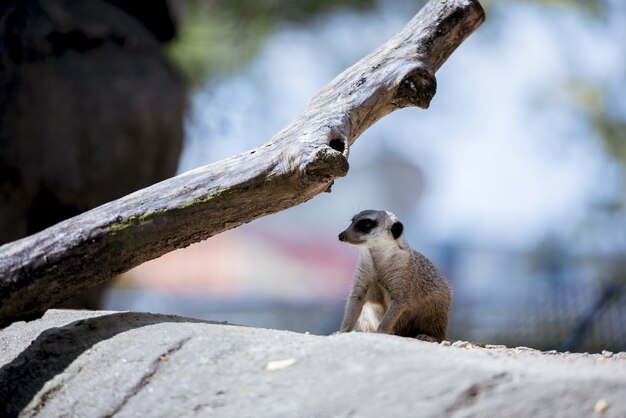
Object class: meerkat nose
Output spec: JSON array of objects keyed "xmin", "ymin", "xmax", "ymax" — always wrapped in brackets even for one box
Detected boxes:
[{"xmin": 338, "ymin": 231, "xmax": 347, "ymax": 241}]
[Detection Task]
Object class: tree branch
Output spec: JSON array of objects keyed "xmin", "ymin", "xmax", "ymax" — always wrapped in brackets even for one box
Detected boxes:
[{"xmin": 0, "ymin": 0, "xmax": 485, "ymax": 327}]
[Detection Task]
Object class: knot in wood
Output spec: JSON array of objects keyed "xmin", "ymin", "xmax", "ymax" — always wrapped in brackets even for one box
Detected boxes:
[
  {"xmin": 393, "ymin": 67, "xmax": 437, "ymax": 109},
  {"xmin": 305, "ymin": 147, "xmax": 349, "ymax": 181}
]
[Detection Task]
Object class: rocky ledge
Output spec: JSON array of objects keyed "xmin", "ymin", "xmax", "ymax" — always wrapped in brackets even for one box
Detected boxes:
[{"xmin": 1, "ymin": 310, "xmax": 625, "ymax": 417}]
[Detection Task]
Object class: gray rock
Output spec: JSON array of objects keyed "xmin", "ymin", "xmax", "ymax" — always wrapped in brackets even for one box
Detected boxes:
[{"xmin": 1, "ymin": 310, "xmax": 625, "ymax": 417}]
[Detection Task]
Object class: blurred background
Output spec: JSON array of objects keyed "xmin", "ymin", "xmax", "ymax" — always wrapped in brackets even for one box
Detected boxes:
[{"xmin": 1, "ymin": 0, "xmax": 625, "ymax": 353}]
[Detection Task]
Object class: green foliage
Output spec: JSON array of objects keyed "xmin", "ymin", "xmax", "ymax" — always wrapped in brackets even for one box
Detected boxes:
[
  {"xmin": 567, "ymin": 81, "xmax": 626, "ymax": 166},
  {"xmin": 168, "ymin": 0, "xmax": 377, "ymax": 86},
  {"xmin": 528, "ymin": 0, "xmax": 604, "ymax": 16},
  {"xmin": 593, "ymin": 112, "xmax": 626, "ymax": 166}
]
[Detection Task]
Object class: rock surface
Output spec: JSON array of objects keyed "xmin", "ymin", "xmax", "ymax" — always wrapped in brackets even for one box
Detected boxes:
[{"xmin": 1, "ymin": 309, "xmax": 625, "ymax": 417}]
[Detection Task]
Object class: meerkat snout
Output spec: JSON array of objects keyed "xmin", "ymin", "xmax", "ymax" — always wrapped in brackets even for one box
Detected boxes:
[{"xmin": 338, "ymin": 209, "xmax": 452, "ymax": 341}]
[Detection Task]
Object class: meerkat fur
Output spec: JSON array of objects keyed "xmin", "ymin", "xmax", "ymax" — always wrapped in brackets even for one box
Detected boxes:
[{"xmin": 338, "ymin": 210, "xmax": 451, "ymax": 341}]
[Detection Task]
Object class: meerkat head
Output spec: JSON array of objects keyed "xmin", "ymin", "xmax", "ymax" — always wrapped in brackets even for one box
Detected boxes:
[{"xmin": 338, "ymin": 210, "xmax": 405, "ymax": 249}]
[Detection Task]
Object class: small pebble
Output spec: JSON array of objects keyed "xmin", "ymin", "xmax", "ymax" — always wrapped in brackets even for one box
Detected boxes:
[
  {"xmin": 440, "ymin": 340, "xmax": 451, "ymax": 346},
  {"xmin": 601, "ymin": 350, "xmax": 613, "ymax": 358},
  {"xmin": 594, "ymin": 399, "xmax": 609, "ymax": 415},
  {"xmin": 485, "ymin": 344, "xmax": 506, "ymax": 350},
  {"xmin": 265, "ymin": 358, "xmax": 297, "ymax": 371}
]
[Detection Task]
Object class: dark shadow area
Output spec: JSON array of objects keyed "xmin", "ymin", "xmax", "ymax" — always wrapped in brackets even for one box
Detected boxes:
[
  {"xmin": 0, "ymin": 0, "xmax": 185, "ymax": 309},
  {"xmin": 0, "ymin": 311, "xmax": 230, "ymax": 418}
]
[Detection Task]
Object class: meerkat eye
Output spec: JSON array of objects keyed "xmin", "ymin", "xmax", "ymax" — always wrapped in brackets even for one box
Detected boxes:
[
  {"xmin": 391, "ymin": 221, "xmax": 404, "ymax": 239},
  {"xmin": 355, "ymin": 219, "xmax": 376, "ymax": 232}
]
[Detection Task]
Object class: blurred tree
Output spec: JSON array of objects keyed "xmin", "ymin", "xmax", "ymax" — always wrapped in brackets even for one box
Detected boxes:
[
  {"xmin": 0, "ymin": 0, "xmax": 185, "ymax": 307},
  {"xmin": 555, "ymin": 52, "xmax": 626, "ymax": 350},
  {"xmin": 529, "ymin": 0, "xmax": 604, "ymax": 16},
  {"xmin": 168, "ymin": 0, "xmax": 384, "ymax": 85}
]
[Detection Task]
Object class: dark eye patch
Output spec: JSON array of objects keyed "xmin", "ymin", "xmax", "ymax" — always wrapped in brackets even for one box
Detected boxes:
[{"xmin": 355, "ymin": 219, "xmax": 377, "ymax": 232}]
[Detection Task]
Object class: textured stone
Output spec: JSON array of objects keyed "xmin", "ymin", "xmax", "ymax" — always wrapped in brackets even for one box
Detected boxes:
[{"xmin": 1, "ymin": 310, "xmax": 625, "ymax": 418}]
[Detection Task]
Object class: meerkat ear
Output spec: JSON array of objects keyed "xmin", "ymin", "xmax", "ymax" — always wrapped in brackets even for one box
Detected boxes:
[{"xmin": 391, "ymin": 221, "xmax": 403, "ymax": 239}]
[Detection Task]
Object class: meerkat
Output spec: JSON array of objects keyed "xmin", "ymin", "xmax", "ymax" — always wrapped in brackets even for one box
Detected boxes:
[{"xmin": 338, "ymin": 210, "xmax": 451, "ymax": 341}]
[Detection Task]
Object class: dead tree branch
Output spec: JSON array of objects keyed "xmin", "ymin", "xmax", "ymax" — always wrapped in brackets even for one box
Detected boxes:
[{"xmin": 0, "ymin": 0, "xmax": 484, "ymax": 327}]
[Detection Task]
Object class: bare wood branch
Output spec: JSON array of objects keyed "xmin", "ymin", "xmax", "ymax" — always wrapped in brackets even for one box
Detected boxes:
[{"xmin": 0, "ymin": 0, "xmax": 485, "ymax": 327}]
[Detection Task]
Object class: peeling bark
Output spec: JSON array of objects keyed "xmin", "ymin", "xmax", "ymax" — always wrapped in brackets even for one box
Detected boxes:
[{"xmin": 0, "ymin": 0, "xmax": 485, "ymax": 327}]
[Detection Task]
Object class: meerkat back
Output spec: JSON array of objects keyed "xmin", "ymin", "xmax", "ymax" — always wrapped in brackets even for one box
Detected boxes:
[{"xmin": 394, "ymin": 249, "xmax": 451, "ymax": 340}]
